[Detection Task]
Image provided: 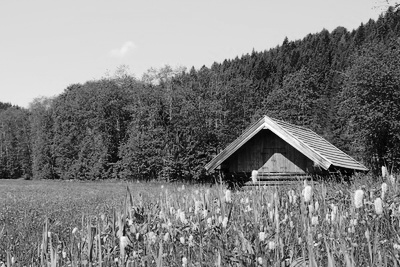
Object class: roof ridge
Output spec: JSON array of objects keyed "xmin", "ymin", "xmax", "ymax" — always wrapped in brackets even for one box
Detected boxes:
[
  {"xmin": 266, "ymin": 116, "xmax": 333, "ymax": 169},
  {"xmin": 268, "ymin": 116, "xmax": 313, "ymax": 132}
]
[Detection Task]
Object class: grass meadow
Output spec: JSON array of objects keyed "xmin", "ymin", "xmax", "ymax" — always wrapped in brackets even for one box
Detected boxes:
[{"xmin": 1, "ymin": 175, "xmax": 400, "ymax": 266}]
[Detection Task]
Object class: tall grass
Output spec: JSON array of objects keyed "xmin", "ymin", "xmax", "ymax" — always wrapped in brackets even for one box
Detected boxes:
[{"xmin": 1, "ymin": 175, "xmax": 400, "ymax": 266}]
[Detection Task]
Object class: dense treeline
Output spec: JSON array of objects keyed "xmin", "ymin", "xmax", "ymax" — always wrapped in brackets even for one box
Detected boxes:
[{"xmin": 1, "ymin": 8, "xmax": 400, "ymax": 180}]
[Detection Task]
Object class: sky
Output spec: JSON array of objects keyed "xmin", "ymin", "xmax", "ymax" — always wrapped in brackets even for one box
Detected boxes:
[{"xmin": 0, "ymin": 0, "xmax": 390, "ymax": 108}]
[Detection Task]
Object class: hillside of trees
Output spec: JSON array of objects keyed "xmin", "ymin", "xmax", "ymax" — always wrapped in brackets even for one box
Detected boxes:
[{"xmin": 1, "ymin": 7, "xmax": 400, "ymax": 180}]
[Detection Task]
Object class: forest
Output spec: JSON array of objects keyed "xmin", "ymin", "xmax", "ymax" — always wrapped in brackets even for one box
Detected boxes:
[{"xmin": 1, "ymin": 8, "xmax": 400, "ymax": 181}]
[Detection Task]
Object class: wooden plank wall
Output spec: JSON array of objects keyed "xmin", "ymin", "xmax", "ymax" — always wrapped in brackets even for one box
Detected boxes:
[{"xmin": 224, "ymin": 129, "xmax": 314, "ymax": 173}]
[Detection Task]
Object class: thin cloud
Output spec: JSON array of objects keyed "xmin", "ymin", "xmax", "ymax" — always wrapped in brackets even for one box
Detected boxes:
[{"xmin": 109, "ymin": 41, "xmax": 136, "ymax": 58}]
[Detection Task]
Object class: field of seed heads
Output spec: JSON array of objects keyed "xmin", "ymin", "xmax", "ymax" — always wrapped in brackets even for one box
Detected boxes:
[{"xmin": 1, "ymin": 174, "xmax": 400, "ymax": 267}]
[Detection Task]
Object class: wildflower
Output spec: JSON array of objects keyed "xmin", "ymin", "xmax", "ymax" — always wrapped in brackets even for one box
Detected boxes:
[
  {"xmin": 222, "ymin": 216, "xmax": 228, "ymax": 228},
  {"xmin": 225, "ymin": 189, "xmax": 232, "ymax": 203},
  {"xmin": 182, "ymin": 256, "xmax": 188, "ymax": 267},
  {"xmin": 11, "ymin": 257, "xmax": 15, "ymax": 265},
  {"xmin": 47, "ymin": 231, "xmax": 51, "ymax": 238},
  {"xmin": 268, "ymin": 209, "xmax": 274, "ymax": 221},
  {"xmin": 354, "ymin": 189, "xmax": 364, "ymax": 209},
  {"xmin": 218, "ymin": 216, "xmax": 223, "ymax": 224},
  {"xmin": 136, "ymin": 233, "xmax": 140, "ymax": 240},
  {"xmin": 382, "ymin": 166, "xmax": 387, "ymax": 178},
  {"xmin": 390, "ymin": 174, "xmax": 396, "ymax": 185},
  {"xmin": 163, "ymin": 232, "xmax": 170, "ymax": 242},
  {"xmin": 292, "ymin": 192, "xmax": 297, "ymax": 204},
  {"xmin": 314, "ymin": 201, "xmax": 319, "ymax": 212},
  {"xmin": 72, "ymin": 227, "xmax": 78, "ymax": 235},
  {"xmin": 289, "ymin": 220, "xmax": 294, "ymax": 228},
  {"xmin": 180, "ymin": 236, "xmax": 185, "ymax": 244},
  {"xmin": 244, "ymin": 205, "xmax": 252, "ymax": 212},
  {"xmin": 381, "ymin": 183, "xmax": 388, "ymax": 200},
  {"xmin": 207, "ymin": 217, "xmax": 212, "ymax": 227},
  {"xmin": 308, "ymin": 204, "xmax": 314, "ymax": 215},
  {"xmin": 374, "ymin": 197, "xmax": 383, "ymax": 215},
  {"xmin": 182, "ymin": 185, "xmax": 185, "ymax": 190},
  {"xmin": 251, "ymin": 170, "xmax": 258, "ymax": 183},
  {"xmin": 188, "ymin": 235, "xmax": 194, "ymax": 246},
  {"xmin": 303, "ymin": 185, "xmax": 312, "ymax": 203},
  {"xmin": 148, "ymin": 232, "xmax": 156, "ymax": 244},
  {"xmin": 257, "ymin": 257, "xmax": 263, "ymax": 265},
  {"xmin": 268, "ymin": 241, "xmax": 276, "ymax": 250},
  {"xmin": 311, "ymin": 216, "xmax": 319, "ymax": 226},
  {"xmin": 365, "ymin": 230, "xmax": 370, "ymax": 240},
  {"xmin": 62, "ymin": 250, "xmax": 67, "ymax": 259},
  {"xmin": 127, "ymin": 219, "xmax": 134, "ymax": 226},
  {"xmin": 179, "ymin": 211, "xmax": 187, "ymax": 224},
  {"xmin": 188, "ymin": 207, "xmax": 192, "ymax": 213},
  {"xmin": 394, "ymin": 244, "xmax": 400, "ymax": 250},
  {"xmin": 202, "ymin": 209, "xmax": 208, "ymax": 218},
  {"xmin": 288, "ymin": 192, "xmax": 293, "ymax": 204},
  {"xmin": 194, "ymin": 201, "xmax": 202, "ymax": 214},
  {"xmin": 176, "ymin": 209, "xmax": 182, "ymax": 220},
  {"xmin": 259, "ymin": 231, "xmax": 265, "ymax": 241},
  {"xmin": 161, "ymin": 185, "xmax": 164, "ymax": 189},
  {"xmin": 120, "ymin": 236, "xmax": 130, "ymax": 250}
]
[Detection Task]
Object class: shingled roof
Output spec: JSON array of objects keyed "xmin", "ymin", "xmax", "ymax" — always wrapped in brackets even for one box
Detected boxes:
[{"xmin": 205, "ymin": 116, "xmax": 368, "ymax": 172}]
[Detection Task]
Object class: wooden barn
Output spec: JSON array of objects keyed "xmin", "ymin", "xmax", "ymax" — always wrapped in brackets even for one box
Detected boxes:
[{"xmin": 205, "ymin": 116, "xmax": 368, "ymax": 185}]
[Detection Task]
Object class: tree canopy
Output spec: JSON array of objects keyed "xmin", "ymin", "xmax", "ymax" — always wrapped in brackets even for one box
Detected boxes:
[{"xmin": 1, "ymin": 8, "xmax": 400, "ymax": 179}]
